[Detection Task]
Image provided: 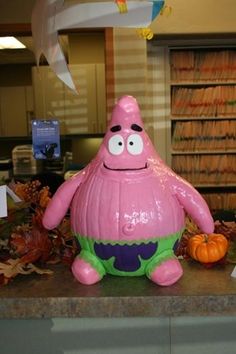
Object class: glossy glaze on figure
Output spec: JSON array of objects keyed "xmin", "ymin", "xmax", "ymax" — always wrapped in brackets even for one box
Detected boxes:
[{"xmin": 43, "ymin": 96, "xmax": 214, "ymax": 286}]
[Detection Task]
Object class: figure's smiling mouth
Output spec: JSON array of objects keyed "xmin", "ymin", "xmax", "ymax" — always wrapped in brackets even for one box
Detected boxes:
[{"xmin": 103, "ymin": 163, "xmax": 148, "ymax": 171}]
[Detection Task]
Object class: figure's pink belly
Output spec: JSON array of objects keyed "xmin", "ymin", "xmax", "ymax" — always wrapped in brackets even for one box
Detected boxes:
[{"xmin": 71, "ymin": 174, "xmax": 185, "ymax": 242}]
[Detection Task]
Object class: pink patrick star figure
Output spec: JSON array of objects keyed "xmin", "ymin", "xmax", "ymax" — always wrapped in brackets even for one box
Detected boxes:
[{"xmin": 43, "ymin": 96, "xmax": 214, "ymax": 286}]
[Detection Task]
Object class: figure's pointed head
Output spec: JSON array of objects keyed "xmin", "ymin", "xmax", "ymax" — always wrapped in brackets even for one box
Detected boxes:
[
  {"xmin": 108, "ymin": 95, "xmax": 144, "ymax": 132},
  {"xmin": 98, "ymin": 95, "xmax": 155, "ymax": 172}
]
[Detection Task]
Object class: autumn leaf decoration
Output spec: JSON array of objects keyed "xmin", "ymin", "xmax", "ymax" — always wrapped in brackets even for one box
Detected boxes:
[
  {"xmin": 0, "ymin": 259, "xmax": 53, "ymax": 285},
  {"xmin": 10, "ymin": 225, "xmax": 53, "ymax": 264},
  {"xmin": 0, "ymin": 180, "xmax": 77, "ymax": 285}
]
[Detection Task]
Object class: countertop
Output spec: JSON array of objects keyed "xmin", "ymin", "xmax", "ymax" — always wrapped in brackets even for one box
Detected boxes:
[{"xmin": 0, "ymin": 261, "xmax": 236, "ymax": 319}]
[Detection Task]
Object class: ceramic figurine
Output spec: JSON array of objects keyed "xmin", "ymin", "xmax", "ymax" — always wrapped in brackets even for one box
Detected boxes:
[{"xmin": 43, "ymin": 96, "xmax": 214, "ymax": 286}]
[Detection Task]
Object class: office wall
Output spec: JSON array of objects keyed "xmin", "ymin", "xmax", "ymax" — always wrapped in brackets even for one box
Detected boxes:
[
  {"xmin": 152, "ymin": 0, "xmax": 236, "ymax": 35},
  {"xmin": 0, "ymin": 0, "xmax": 34, "ymax": 24},
  {"xmin": 68, "ymin": 33, "xmax": 105, "ymax": 64}
]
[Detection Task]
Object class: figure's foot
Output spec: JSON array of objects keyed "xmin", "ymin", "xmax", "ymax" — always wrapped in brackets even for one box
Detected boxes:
[
  {"xmin": 71, "ymin": 256, "xmax": 103, "ymax": 285},
  {"xmin": 148, "ymin": 258, "xmax": 183, "ymax": 286}
]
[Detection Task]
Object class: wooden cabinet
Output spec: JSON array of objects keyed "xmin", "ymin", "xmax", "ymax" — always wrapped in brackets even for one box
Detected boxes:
[
  {"xmin": 0, "ymin": 86, "xmax": 33, "ymax": 137},
  {"xmin": 32, "ymin": 66, "xmax": 66, "ymax": 133},
  {"xmin": 169, "ymin": 47, "xmax": 236, "ymax": 210},
  {"xmin": 32, "ymin": 64, "xmax": 106, "ymax": 135},
  {"xmin": 94, "ymin": 63, "xmax": 107, "ymax": 133}
]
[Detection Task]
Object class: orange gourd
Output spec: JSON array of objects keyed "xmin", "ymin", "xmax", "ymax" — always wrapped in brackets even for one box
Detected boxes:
[{"xmin": 187, "ymin": 233, "xmax": 228, "ymax": 263}]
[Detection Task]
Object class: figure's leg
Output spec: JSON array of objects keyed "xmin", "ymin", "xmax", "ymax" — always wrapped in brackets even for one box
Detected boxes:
[
  {"xmin": 71, "ymin": 250, "xmax": 106, "ymax": 285},
  {"xmin": 146, "ymin": 250, "xmax": 183, "ymax": 286}
]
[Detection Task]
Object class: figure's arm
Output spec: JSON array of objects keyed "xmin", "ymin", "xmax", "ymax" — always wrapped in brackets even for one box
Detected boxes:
[
  {"xmin": 42, "ymin": 171, "xmax": 85, "ymax": 230},
  {"xmin": 168, "ymin": 173, "xmax": 214, "ymax": 234}
]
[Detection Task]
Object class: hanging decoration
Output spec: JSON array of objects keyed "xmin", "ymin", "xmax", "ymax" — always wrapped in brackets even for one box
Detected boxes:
[{"xmin": 31, "ymin": 0, "xmax": 165, "ymax": 92}]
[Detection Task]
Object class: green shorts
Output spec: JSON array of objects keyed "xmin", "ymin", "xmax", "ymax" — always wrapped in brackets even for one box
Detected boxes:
[{"xmin": 75, "ymin": 229, "xmax": 183, "ymax": 277}]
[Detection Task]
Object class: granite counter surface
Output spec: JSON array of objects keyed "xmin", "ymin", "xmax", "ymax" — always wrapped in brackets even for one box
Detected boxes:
[{"xmin": 0, "ymin": 261, "xmax": 236, "ymax": 318}]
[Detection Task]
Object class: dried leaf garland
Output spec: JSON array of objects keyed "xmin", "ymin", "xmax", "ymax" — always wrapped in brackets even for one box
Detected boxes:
[
  {"xmin": 0, "ymin": 179, "xmax": 77, "ymax": 285},
  {"xmin": 0, "ymin": 258, "xmax": 53, "ymax": 283},
  {"xmin": 10, "ymin": 225, "xmax": 53, "ymax": 263}
]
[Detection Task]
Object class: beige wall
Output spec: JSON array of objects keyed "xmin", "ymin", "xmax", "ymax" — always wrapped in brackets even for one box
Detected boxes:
[
  {"xmin": 0, "ymin": 0, "xmax": 34, "ymax": 23},
  {"xmin": 68, "ymin": 33, "xmax": 105, "ymax": 64},
  {"xmin": 151, "ymin": 0, "xmax": 236, "ymax": 35}
]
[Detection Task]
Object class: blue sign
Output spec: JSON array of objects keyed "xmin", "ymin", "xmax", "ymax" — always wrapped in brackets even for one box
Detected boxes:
[{"xmin": 32, "ymin": 120, "xmax": 61, "ymax": 160}]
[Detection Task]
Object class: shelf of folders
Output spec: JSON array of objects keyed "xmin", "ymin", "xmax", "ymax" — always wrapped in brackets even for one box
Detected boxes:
[
  {"xmin": 171, "ymin": 151, "xmax": 236, "ymax": 209},
  {"xmin": 170, "ymin": 49, "xmax": 236, "ymax": 117},
  {"xmin": 170, "ymin": 48, "xmax": 236, "ymax": 211},
  {"xmin": 171, "ymin": 153, "xmax": 236, "ymax": 186},
  {"xmin": 171, "ymin": 85, "xmax": 236, "ymax": 117},
  {"xmin": 170, "ymin": 49, "xmax": 236, "ymax": 82},
  {"xmin": 172, "ymin": 119, "xmax": 236, "ymax": 151},
  {"xmin": 201, "ymin": 189, "xmax": 236, "ymax": 212},
  {"xmin": 171, "ymin": 152, "xmax": 236, "ymax": 210}
]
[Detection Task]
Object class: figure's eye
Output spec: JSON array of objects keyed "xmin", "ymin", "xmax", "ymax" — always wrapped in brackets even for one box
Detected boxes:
[
  {"xmin": 127, "ymin": 134, "xmax": 144, "ymax": 155},
  {"xmin": 108, "ymin": 134, "xmax": 125, "ymax": 155}
]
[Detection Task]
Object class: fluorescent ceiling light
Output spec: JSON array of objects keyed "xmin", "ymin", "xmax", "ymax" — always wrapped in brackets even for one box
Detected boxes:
[{"xmin": 0, "ymin": 36, "xmax": 26, "ymax": 49}]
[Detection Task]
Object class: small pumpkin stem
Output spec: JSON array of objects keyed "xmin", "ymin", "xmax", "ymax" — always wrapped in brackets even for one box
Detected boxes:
[{"xmin": 203, "ymin": 234, "xmax": 208, "ymax": 243}]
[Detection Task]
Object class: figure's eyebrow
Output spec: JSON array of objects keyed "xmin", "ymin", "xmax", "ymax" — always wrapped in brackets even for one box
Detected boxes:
[
  {"xmin": 110, "ymin": 125, "xmax": 121, "ymax": 132},
  {"xmin": 131, "ymin": 124, "xmax": 143, "ymax": 132}
]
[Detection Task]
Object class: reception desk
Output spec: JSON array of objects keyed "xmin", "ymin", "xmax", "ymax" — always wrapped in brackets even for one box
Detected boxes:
[
  {"xmin": 0, "ymin": 261, "xmax": 236, "ymax": 354},
  {"xmin": 0, "ymin": 260, "xmax": 236, "ymax": 318}
]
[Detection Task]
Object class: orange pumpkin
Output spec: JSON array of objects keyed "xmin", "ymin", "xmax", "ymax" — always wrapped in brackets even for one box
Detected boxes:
[{"xmin": 187, "ymin": 233, "xmax": 228, "ymax": 263}]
